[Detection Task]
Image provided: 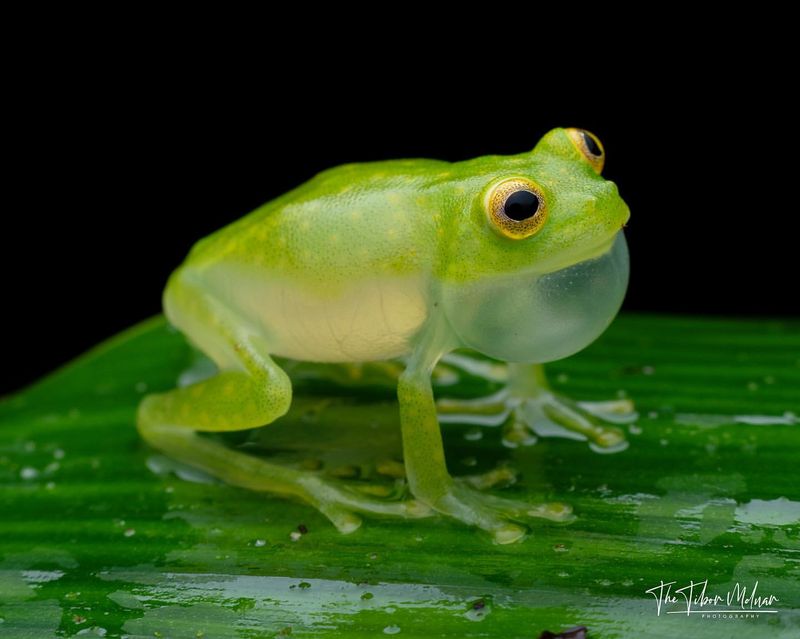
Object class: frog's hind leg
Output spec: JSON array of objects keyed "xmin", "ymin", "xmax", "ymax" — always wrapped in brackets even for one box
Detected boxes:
[
  {"xmin": 138, "ymin": 413, "xmax": 431, "ymax": 532},
  {"xmin": 437, "ymin": 359, "xmax": 636, "ymax": 450},
  {"xmin": 138, "ymin": 274, "xmax": 430, "ymax": 533}
]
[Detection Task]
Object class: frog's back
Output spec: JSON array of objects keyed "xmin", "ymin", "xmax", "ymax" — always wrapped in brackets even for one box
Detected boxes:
[
  {"xmin": 170, "ymin": 158, "xmax": 451, "ymax": 363},
  {"xmin": 187, "ymin": 158, "xmax": 448, "ymax": 271}
]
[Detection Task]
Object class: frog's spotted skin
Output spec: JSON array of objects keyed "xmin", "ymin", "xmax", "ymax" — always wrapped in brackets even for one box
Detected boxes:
[{"xmin": 138, "ymin": 127, "xmax": 632, "ymax": 543}]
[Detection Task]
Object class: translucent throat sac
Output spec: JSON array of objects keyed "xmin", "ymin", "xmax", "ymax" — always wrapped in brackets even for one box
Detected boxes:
[{"xmin": 445, "ymin": 233, "xmax": 630, "ymax": 363}]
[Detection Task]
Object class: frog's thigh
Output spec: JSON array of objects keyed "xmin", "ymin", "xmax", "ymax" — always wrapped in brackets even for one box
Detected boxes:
[
  {"xmin": 138, "ymin": 279, "xmax": 428, "ymax": 532},
  {"xmin": 137, "ymin": 279, "xmax": 303, "ymax": 509},
  {"xmin": 141, "ymin": 275, "xmax": 293, "ymax": 434}
]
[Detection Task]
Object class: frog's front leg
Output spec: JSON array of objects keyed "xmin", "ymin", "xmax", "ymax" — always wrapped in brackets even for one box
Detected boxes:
[
  {"xmin": 398, "ymin": 337, "xmax": 573, "ymax": 544},
  {"xmin": 437, "ymin": 360, "xmax": 636, "ymax": 451},
  {"xmin": 137, "ymin": 278, "xmax": 430, "ymax": 533}
]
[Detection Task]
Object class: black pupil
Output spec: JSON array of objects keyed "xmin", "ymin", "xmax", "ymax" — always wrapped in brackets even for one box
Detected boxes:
[
  {"xmin": 582, "ymin": 131, "xmax": 602, "ymax": 156},
  {"xmin": 503, "ymin": 190, "xmax": 540, "ymax": 221}
]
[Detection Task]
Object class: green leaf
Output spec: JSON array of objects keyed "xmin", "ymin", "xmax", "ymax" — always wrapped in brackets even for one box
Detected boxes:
[{"xmin": 1, "ymin": 315, "xmax": 799, "ymax": 638}]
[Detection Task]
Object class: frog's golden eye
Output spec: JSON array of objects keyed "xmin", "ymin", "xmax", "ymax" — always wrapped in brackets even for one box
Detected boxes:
[
  {"xmin": 485, "ymin": 178, "xmax": 547, "ymax": 240},
  {"xmin": 566, "ymin": 128, "xmax": 605, "ymax": 173}
]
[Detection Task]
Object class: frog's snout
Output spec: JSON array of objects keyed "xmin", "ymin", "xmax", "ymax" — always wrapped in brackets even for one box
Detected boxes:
[
  {"xmin": 599, "ymin": 181, "xmax": 630, "ymax": 227},
  {"xmin": 619, "ymin": 200, "xmax": 631, "ymax": 228}
]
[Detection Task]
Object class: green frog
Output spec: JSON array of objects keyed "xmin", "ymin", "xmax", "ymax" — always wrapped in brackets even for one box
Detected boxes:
[{"xmin": 138, "ymin": 127, "xmax": 633, "ymax": 543}]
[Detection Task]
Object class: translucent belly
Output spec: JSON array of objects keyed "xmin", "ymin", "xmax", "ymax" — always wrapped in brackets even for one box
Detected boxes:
[{"xmin": 203, "ymin": 267, "xmax": 429, "ymax": 363}]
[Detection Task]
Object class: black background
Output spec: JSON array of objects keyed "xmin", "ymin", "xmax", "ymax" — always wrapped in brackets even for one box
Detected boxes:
[{"xmin": 4, "ymin": 58, "xmax": 797, "ymax": 395}]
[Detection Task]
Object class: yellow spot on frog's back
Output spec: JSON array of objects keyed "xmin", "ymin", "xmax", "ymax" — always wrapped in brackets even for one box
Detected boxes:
[
  {"xmin": 300, "ymin": 220, "xmax": 311, "ymax": 231},
  {"xmin": 387, "ymin": 193, "xmax": 402, "ymax": 205},
  {"xmin": 330, "ymin": 233, "xmax": 339, "ymax": 243},
  {"xmin": 387, "ymin": 228, "xmax": 398, "ymax": 239},
  {"xmin": 349, "ymin": 209, "xmax": 364, "ymax": 220}
]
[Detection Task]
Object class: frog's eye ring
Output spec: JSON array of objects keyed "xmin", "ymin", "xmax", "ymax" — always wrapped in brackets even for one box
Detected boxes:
[
  {"xmin": 485, "ymin": 178, "xmax": 548, "ymax": 240},
  {"xmin": 566, "ymin": 128, "xmax": 605, "ymax": 173}
]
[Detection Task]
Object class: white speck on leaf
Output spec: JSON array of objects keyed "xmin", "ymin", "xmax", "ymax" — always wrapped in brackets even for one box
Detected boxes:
[{"xmin": 20, "ymin": 466, "xmax": 39, "ymax": 480}]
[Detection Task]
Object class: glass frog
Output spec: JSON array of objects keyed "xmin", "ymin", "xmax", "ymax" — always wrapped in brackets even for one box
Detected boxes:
[{"xmin": 138, "ymin": 127, "xmax": 633, "ymax": 543}]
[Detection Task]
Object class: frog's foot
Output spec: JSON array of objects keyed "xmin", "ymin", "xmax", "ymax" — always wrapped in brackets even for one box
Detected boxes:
[
  {"xmin": 373, "ymin": 457, "xmax": 519, "ymax": 491},
  {"xmin": 428, "ymin": 481, "xmax": 574, "ymax": 544},
  {"xmin": 438, "ymin": 389, "xmax": 636, "ymax": 451},
  {"xmin": 509, "ymin": 392, "xmax": 635, "ymax": 451},
  {"xmin": 295, "ymin": 474, "xmax": 434, "ymax": 533}
]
